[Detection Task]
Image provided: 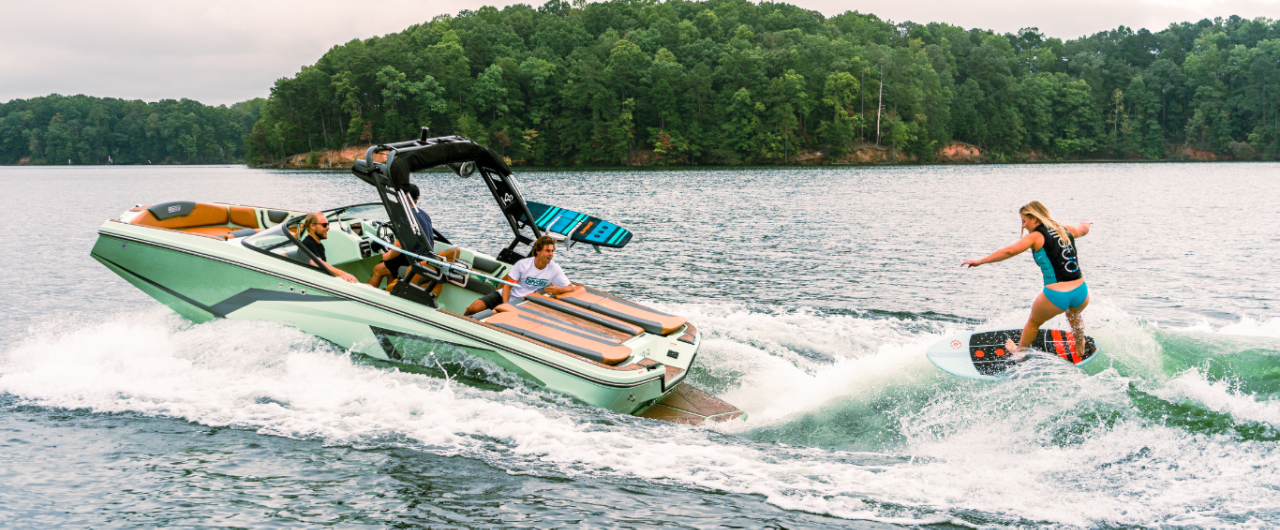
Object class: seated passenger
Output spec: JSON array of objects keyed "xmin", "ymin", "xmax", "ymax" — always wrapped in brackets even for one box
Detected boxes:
[
  {"xmin": 406, "ymin": 183, "xmax": 434, "ymax": 254},
  {"xmin": 371, "ymin": 183, "xmax": 438, "ymax": 290},
  {"xmin": 366, "ymin": 238, "xmax": 410, "ymax": 291},
  {"xmin": 464, "ymin": 235, "xmax": 582, "ymax": 316},
  {"xmin": 368, "ymin": 240, "xmax": 457, "ymax": 292},
  {"xmin": 299, "ymin": 212, "xmax": 359, "ymax": 284}
]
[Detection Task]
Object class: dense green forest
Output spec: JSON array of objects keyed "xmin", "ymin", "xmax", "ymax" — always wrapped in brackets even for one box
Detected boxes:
[
  {"xmin": 0, "ymin": 95, "xmax": 263, "ymax": 164},
  {"xmin": 5, "ymin": 1, "xmax": 1278, "ymax": 166},
  {"xmin": 248, "ymin": 0, "xmax": 1280, "ymax": 165}
]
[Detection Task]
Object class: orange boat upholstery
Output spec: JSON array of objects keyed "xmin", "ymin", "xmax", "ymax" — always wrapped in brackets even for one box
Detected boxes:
[
  {"xmin": 181, "ymin": 226, "xmax": 242, "ymax": 237},
  {"xmin": 524, "ymin": 292, "xmax": 644, "ymax": 336},
  {"xmin": 127, "ymin": 202, "xmax": 259, "ymax": 238},
  {"xmin": 228, "ymin": 206, "xmax": 260, "ymax": 228},
  {"xmin": 485, "ymin": 303, "xmax": 632, "ymax": 365},
  {"xmin": 554, "ymin": 286, "xmax": 686, "ymax": 335}
]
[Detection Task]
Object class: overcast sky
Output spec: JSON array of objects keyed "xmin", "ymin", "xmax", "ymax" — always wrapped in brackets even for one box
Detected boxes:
[{"xmin": 1, "ymin": 0, "xmax": 1275, "ymax": 106}]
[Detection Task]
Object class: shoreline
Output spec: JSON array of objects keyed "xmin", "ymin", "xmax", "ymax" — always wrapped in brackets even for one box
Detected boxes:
[{"xmin": 5, "ymin": 158, "xmax": 1276, "ymax": 170}]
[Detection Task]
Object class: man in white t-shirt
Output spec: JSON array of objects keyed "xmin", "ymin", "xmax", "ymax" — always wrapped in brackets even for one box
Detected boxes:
[{"xmin": 464, "ymin": 235, "xmax": 582, "ymax": 316}]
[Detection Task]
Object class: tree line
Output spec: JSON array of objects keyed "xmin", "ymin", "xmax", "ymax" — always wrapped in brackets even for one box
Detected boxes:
[
  {"xmin": 247, "ymin": 0, "xmax": 1280, "ymax": 165},
  {"xmin": 0, "ymin": 94, "xmax": 263, "ymax": 165},
  {"xmin": 7, "ymin": 1, "xmax": 1277, "ymax": 166}
]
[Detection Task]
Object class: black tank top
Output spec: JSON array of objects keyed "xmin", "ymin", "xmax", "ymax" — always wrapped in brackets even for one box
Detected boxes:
[{"xmin": 1031, "ymin": 224, "xmax": 1082, "ymax": 284}]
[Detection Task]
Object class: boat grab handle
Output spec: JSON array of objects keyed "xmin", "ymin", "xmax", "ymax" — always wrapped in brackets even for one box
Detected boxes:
[{"xmin": 366, "ymin": 233, "xmax": 518, "ymax": 288}]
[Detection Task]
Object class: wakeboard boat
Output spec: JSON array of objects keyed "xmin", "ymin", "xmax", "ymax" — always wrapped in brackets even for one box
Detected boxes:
[{"xmin": 91, "ymin": 130, "xmax": 743, "ymax": 425}]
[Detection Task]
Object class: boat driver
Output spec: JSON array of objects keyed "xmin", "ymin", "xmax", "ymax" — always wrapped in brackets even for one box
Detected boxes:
[
  {"xmin": 299, "ymin": 212, "xmax": 360, "ymax": 283},
  {"xmin": 367, "ymin": 183, "xmax": 436, "ymax": 291},
  {"xmin": 463, "ymin": 235, "xmax": 582, "ymax": 316}
]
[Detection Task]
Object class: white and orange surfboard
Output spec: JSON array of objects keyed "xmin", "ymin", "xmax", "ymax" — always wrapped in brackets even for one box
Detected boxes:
[{"xmin": 927, "ymin": 328, "xmax": 1099, "ymax": 380}]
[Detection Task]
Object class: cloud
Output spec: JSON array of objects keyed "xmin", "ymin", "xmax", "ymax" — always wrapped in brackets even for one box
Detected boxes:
[
  {"xmin": 1, "ymin": 0, "xmax": 1275, "ymax": 106},
  {"xmin": 0, "ymin": 0, "xmax": 527, "ymax": 105}
]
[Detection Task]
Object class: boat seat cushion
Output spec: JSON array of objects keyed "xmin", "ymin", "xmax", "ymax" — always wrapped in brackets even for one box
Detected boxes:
[
  {"xmin": 472, "ymin": 255, "xmax": 503, "ymax": 274},
  {"xmin": 486, "ymin": 304, "xmax": 631, "ymax": 365},
  {"xmin": 228, "ymin": 206, "xmax": 259, "ymax": 228},
  {"xmin": 182, "ymin": 226, "xmax": 242, "ymax": 237},
  {"xmin": 499, "ymin": 304, "xmax": 622, "ymax": 344},
  {"xmin": 132, "ymin": 202, "xmax": 230, "ymax": 229},
  {"xmin": 266, "ymin": 210, "xmax": 290, "ymax": 223},
  {"xmin": 463, "ymin": 276, "xmax": 497, "ymax": 295},
  {"xmin": 554, "ymin": 287, "xmax": 686, "ymax": 335},
  {"xmin": 145, "ymin": 201, "xmax": 198, "ymax": 221},
  {"xmin": 525, "ymin": 293, "xmax": 643, "ymax": 336}
]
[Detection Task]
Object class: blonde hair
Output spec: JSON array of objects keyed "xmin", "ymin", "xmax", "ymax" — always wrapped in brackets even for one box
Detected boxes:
[
  {"xmin": 1019, "ymin": 201, "xmax": 1073, "ymax": 249},
  {"xmin": 300, "ymin": 212, "xmax": 326, "ymax": 240}
]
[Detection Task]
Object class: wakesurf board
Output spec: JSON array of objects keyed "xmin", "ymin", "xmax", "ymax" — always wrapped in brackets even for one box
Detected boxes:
[
  {"xmin": 523, "ymin": 202, "xmax": 632, "ymax": 249},
  {"xmin": 927, "ymin": 328, "xmax": 1098, "ymax": 380}
]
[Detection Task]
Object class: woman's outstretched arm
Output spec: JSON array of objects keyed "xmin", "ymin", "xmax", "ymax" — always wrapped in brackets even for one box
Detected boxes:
[
  {"xmin": 1069, "ymin": 221, "xmax": 1093, "ymax": 238},
  {"xmin": 961, "ymin": 233, "xmax": 1039, "ymax": 268}
]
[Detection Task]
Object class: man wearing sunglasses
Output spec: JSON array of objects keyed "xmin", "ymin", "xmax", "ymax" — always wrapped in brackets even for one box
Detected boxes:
[{"xmin": 299, "ymin": 212, "xmax": 360, "ymax": 283}]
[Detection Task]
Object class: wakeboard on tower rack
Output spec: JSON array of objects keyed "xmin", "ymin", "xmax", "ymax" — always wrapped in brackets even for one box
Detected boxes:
[{"xmin": 351, "ymin": 127, "xmax": 544, "ymax": 270}]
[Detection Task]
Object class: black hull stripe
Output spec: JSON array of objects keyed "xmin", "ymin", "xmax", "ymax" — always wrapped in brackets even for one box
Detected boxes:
[
  {"xmin": 95, "ymin": 253, "xmax": 222, "ymax": 317},
  {"xmin": 370, "ymin": 325, "xmax": 480, "ymax": 362},
  {"xmin": 95, "ymin": 231, "xmax": 662, "ymax": 390},
  {"xmin": 209, "ymin": 288, "xmax": 345, "ymax": 316},
  {"xmin": 93, "ymin": 258, "xmax": 346, "ymax": 319}
]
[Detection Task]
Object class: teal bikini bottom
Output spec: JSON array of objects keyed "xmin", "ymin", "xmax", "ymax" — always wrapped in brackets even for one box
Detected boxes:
[{"xmin": 1043, "ymin": 282, "xmax": 1088, "ymax": 311}]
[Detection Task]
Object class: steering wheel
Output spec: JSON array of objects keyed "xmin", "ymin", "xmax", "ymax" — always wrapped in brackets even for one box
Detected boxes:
[{"xmin": 375, "ymin": 222, "xmax": 397, "ymax": 247}]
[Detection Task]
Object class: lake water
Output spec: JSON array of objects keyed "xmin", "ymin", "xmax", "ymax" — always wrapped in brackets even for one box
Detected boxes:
[{"xmin": 1, "ymin": 163, "xmax": 1278, "ymax": 527}]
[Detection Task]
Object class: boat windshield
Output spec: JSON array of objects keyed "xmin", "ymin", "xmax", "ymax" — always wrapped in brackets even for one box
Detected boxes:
[
  {"xmin": 331, "ymin": 203, "xmax": 390, "ymax": 224},
  {"xmin": 240, "ymin": 219, "xmax": 327, "ymax": 273}
]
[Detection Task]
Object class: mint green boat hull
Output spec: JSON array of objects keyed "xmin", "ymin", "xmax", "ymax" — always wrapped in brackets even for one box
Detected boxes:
[{"xmin": 92, "ymin": 222, "xmax": 695, "ymax": 416}]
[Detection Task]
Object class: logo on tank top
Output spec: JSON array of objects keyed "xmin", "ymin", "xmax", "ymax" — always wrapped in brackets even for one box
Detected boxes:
[
  {"xmin": 1050, "ymin": 229, "xmax": 1079, "ymax": 273},
  {"xmin": 524, "ymin": 278, "xmax": 551, "ymax": 288},
  {"xmin": 1062, "ymin": 251, "xmax": 1078, "ymax": 272}
]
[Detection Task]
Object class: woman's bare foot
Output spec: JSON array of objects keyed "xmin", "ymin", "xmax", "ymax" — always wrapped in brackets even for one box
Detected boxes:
[{"xmin": 1005, "ymin": 339, "xmax": 1029, "ymax": 362}]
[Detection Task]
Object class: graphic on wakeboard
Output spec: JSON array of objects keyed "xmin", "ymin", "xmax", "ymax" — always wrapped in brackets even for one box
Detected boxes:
[
  {"xmin": 926, "ymin": 328, "xmax": 1098, "ymax": 380},
  {"xmin": 523, "ymin": 202, "xmax": 632, "ymax": 249}
]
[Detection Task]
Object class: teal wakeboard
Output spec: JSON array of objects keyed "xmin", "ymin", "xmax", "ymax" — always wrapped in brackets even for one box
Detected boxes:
[{"xmin": 523, "ymin": 202, "xmax": 632, "ymax": 249}]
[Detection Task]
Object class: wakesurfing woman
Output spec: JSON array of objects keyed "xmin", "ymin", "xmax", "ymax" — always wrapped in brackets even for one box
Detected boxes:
[{"xmin": 961, "ymin": 201, "xmax": 1093, "ymax": 356}]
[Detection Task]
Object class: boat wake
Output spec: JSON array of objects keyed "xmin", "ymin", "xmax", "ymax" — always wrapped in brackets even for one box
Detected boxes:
[
  {"xmin": 1161, "ymin": 315, "xmax": 1280, "ymax": 338},
  {"xmin": 2, "ymin": 302, "xmax": 1278, "ymax": 526}
]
